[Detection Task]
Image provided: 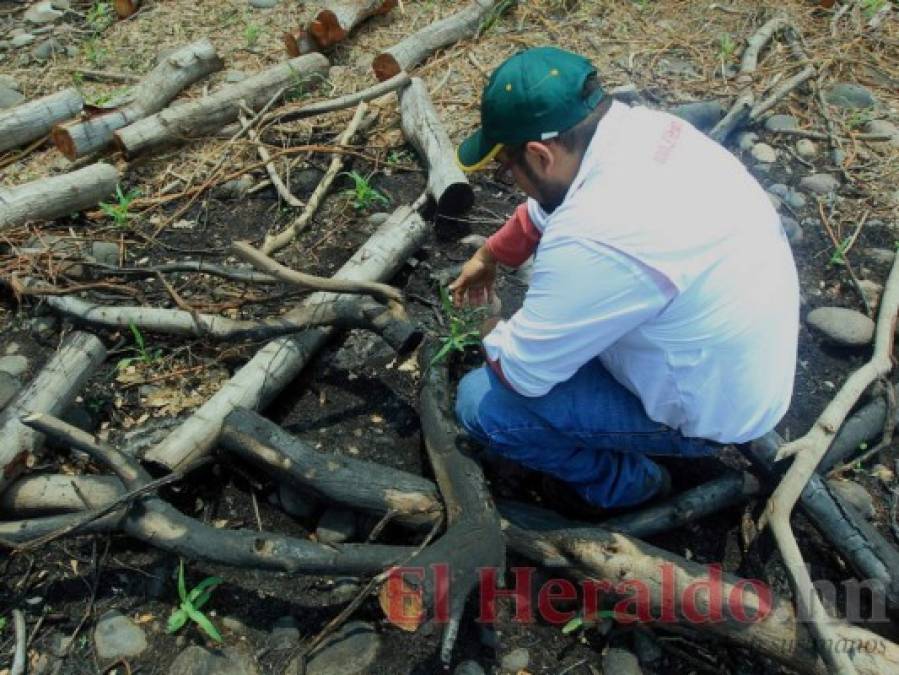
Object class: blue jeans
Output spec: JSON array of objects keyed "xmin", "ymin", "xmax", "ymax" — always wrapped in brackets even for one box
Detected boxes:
[{"xmin": 454, "ymin": 360, "xmax": 718, "ymax": 508}]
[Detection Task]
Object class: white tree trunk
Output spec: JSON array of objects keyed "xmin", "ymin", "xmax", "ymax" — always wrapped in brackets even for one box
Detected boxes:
[{"xmin": 0, "ymin": 88, "xmax": 83, "ymax": 154}]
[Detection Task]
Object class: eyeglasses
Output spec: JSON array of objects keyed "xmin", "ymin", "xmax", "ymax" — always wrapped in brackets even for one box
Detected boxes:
[{"xmin": 492, "ymin": 148, "xmax": 520, "ymax": 186}]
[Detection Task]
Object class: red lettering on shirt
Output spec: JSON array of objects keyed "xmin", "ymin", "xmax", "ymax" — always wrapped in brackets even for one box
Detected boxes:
[{"xmin": 653, "ymin": 120, "xmax": 683, "ymax": 164}]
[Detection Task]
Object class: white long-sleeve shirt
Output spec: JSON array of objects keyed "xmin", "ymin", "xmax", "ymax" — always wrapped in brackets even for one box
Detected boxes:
[{"xmin": 483, "ymin": 101, "xmax": 800, "ymax": 444}]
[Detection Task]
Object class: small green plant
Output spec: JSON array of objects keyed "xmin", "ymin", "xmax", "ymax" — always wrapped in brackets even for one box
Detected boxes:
[
  {"xmin": 86, "ymin": 1, "xmax": 113, "ymax": 32},
  {"xmin": 340, "ymin": 171, "xmax": 390, "ymax": 211},
  {"xmin": 167, "ymin": 560, "xmax": 224, "ymax": 643},
  {"xmin": 430, "ymin": 286, "xmax": 487, "ymax": 366},
  {"xmin": 99, "ymin": 184, "xmax": 140, "ymax": 227},
  {"xmin": 386, "ymin": 149, "xmax": 412, "ymax": 167},
  {"xmin": 860, "ymin": 0, "xmax": 887, "ymax": 18},
  {"xmin": 718, "ymin": 34, "xmax": 737, "ymax": 61},
  {"xmin": 82, "ymin": 38, "xmax": 108, "ymax": 68},
  {"xmin": 477, "ymin": 0, "xmax": 516, "ymax": 36},
  {"xmin": 117, "ymin": 322, "xmax": 162, "ymax": 369},
  {"xmin": 561, "ymin": 609, "xmax": 616, "ymax": 635},
  {"xmin": 244, "ymin": 23, "xmax": 261, "ymax": 49},
  {"xmin": 847, "ymin": 110, "xmax": 874, "ymax": 130},
  {"xmin": 829, "ymin": 236, "xmax": 852, "ymax": 266}
]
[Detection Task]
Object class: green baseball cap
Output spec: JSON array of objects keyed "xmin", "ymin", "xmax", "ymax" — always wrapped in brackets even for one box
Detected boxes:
[{"xmin": 457, "ymin": 46, "xmax": 604, "ymax": 172}]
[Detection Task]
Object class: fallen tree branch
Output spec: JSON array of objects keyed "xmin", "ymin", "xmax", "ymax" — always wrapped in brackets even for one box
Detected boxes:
[
  {"xmin": 113, "ymin": 53, "xmax": 330, "ymax": 157},
  {"xmin": 748, "ymin": 65, "xmax": 816, "ymax": 121},
  {"xmin": 399, "ymin": 77, "xmax": 473, "ymax": 218},
  {"xmin": 762, "ymin": 253, "xmax": 899, "ymax": 674},
  {"xmin": 0, "ymin": 474, "xmax": 123, "ymax": 516},
  {"xmin": 0, "ymin": 162, "xmax": 119, "ymax": 229},
  {"xmin": 11, "ymin": 609, "xmax": 26, "ymax": 675},
  {"xmin": 0, "ymin": 332, "xmax": 106, "ymax": 495},
  {"xmin": 238, "ymin": 105, "xmax": 304, "ymax": 208},
  {"xmin": 0, "ymin": 88, "xmax": 83, "ymax": 154},
  {"xmin": 143, "ymin": 195, "xmax": 429, "ymax": 472},
  {"xmin": 52, "ymin": 39, "xmax": 223, "ymax": 159},
  {"xmin": 231, "ymin": 240, "xmax": 403, "ymax": 303},
  {"xmin": 372, "ymin": 0, "xmax": 510, "ymax": 81},
  {"xmin": 86, "ymin": 260, "xmax": 279, "ymax": 284},
  {"xmin": 306, "ymin": 0, "xmax": 397, "ymax": 50},
  {"xmin": 260, "ymin": 102, "xmax": 369, "ymax": 255}
]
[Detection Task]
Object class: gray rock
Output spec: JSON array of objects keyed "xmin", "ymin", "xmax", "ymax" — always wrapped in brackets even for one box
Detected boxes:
[
  {"xmin": 277, "ymin": 483, "xmax": 318, "ymax": 520},
  {"xmin": 11, "ymin": 33, "xmax": 36, "ymax": 48},
  {"xmin": 224, "ymin": 70, "xmax": 247, "ymax": 83},
  {"xmin": 316, "ymin": 507, "xmax": 356, "ymax": 544},
  {"xmin": 764, "ymin": 114, "xmax": 799, "ymax": 132},
  {"xmin": 30, "ymin": 315, "xmax": 58, "ymax": 339},
  {"xmin": 670, "ymin": 100, "xmax": 725, "ymax": 131},
  {"xmin": 796, "ymin": 138, "xmax": 817, "ymax": 158},
  {"xmin": 833, "ymin": 148, "xmax": 847, "ymax": 166},
  {"xmin": 769, "ymin": 183, "xmax": 789, "ymax": 199},
  {"xmin": 785, "ymin": 190, "xmax": 807, "ymax": 210},
  {"xmin": 454, "ymin": 660, "xmax": 486, "ymax": 675},
  {"xmin": 827, "ymin": 479, "xmax": 875, "ymax": 519},
  {"xmin": 248, "ymin": 0, "xmax": 279, "ymax": 7},
  {"xmin": 824, "ymin": 83, "xmax": 878, "ymax": 109},
  {"xmin": 221, "ymin": 616, "xmax": 250, "ymax": 635},
  {"xmin": 0, "ymin": 372, "xmax": 21, "ymax": 410},
  {"xmin": 301, "ymin": 621, "xmax": 380, "ymax": 675},
  {"xmin": 0, "ymin": 85, "xmax": 25, "ymax": 109},
  {"xmin": 501, "ymin": 648, "xmax": 529, "ymax": 672},
  {"xmin": 330, "ymin": 577, "xmax": 361, "ymax": 604},
  {"xmin": 291, "ymin": 166, "xmax": 324, "ymax": 194},
  {"xmin": 32, "ymin": 37, "xmax": 64, "ymax": 60},
  {"xmin": 169, "ymin": 646, "xmax": 260, "ymax": 675},
  {"xmin": 51, "ymin": 0, "xmax": 71, "ymax": 9},
  {"xmin": 93, "ymin": 610, "xmax": 148, "ymax": 661},
  {"xmin": 800, "ymin": 173, "xmax": 840, "ymax": 195},
  {"xmin": 25, "ymin": 1, "xmax": 63, "ymax": 23},
  {"xmin": 864, "ymin": 248, "xmax": 895, "ymax": 265},
  {"xmin": 367, "ymin": 212, "xmax": 390, "ymax": 226},
  {"xmin": 0, "ymin": 75, "xmax": 20, "ymax": 90},
  {"xmin": 806, "ymin": 307, "xmax": 875, "ymax": 347},
  {"xmin": 603, "ymin": 648, "xmax": 643, "ymax": 675},
  {"xmin": 864, "ymin": 119, "xmax": 899, "ymax": 144},
  {"xmin": 271, "ymin": 616, "xmax": 300, "ymax": 648},
  {"xmin": 215, "ymin": 174, "xmax": 254, "ymax": 199},
  {"xmin": 751, "ymin": 143, "xmax": 777, "ymax": 163},
  {"xmin": 736, "ymin": 131, "xmax": 758, "ymax": 151},
  {"xmin": 91, "ymin": 241, "xmax": 119, "ymax": 266},
  {"xmin": 0, "ymin": 355, "xmax": 28, "ymax": 378}
]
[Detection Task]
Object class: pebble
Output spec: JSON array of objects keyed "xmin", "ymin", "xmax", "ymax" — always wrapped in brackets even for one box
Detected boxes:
[
  {"xmin": 736, "ymin": 131, "xmax": 758, "ymax": 151},
  {"xmin": 0, "ymin": 85, "xmax": 25, "ymax": 109},
  {"xmin": 864, "ymin": 248, "xmax": 895, "ymax": 265},
  {"xmin": 330, "ymin": 577, "xmax": 361, "ymax": 604},
  {"xmin": 785, "ymin": 190, "xmax": 806, "ymax": 210},
  {"xmin": 93, "ymin": 610, "xmax": 148, "ymax": 661},
  {"xmin": 500, "ymin": 648, "xmax": 530, "ymax": 672},
  {"xmin": 864, "ymin": 119, "xmax": 899, "ymax": 145},
  {"xmin": 24, "ymin": 1, "xmax": 63, "ymax": 24},
  {"xmin": 827, "ymin": 479, "xmax": 875, "ymax": 519},
  {"xmin": 603, "ymin": 648, "xmax": 643, "ymax": 675},
  {"xmin": 751, "ymin": 143, "xmax": 777, "ymax": 163},
  {"xmin": 32, "ymin": 37, "xmax": 64, "ymax": 61},
  {"xmin": 800, "ymin": 173, "xmax": 840, "ymax": 195},
  {"xmin": 670, "ymin": 100, "xmax": 725, "ymax": 131},
  {"xmin": 169, "ymin": 645, "xmax": 260, "ymax": 675},
  {"xmin": 0, "ymin": 75, "xmax": 20, "ymax": 90},
  {"xmin": 277, "ymin": 482, "xmax": 318, "ymax": 520},
  {"xmin": 824, "ymin": 83, "xmax": 878, "ymax": 110},
  {"xmin": 0, "ymin": 372, "xmax": 21, "ymax": 410},
  {"xmin": 91, "ymin": 241, "xmax": 119, "ymax": 266},
  {"xmin": 796, "ymin": 138, "xmax": 817, "ymax": 158},
  {"xmin": 454, "ymin": 661, "xmax": 486, "ymax": 675},
  {"xmin": 367, "ymin": 212, "xmax": 390, "ymax": 226},
  {"xmin": 315, "ymin": 507, "xmax": 356, "ymax": 544},
  {"xmin": 11, "ymin": 33, "xmax": 36, "ymax": 48},
  {"xmin": 806, "ymin": 307, "xmax": 875, "ymax": 347},
  {"xmin": 764, "ymin": 114, "xmax": 799, "ymax": 132},
  {"xmin": 0, "ymin": 355, "xmax": 28, "ymax": 378},
  {"xmin": 248, "ymin": 0, "xmax": 279, "ymax": 7},
  {"xmin": 296, "ymin": 621, "xmax": 381, "ymax": 675}
]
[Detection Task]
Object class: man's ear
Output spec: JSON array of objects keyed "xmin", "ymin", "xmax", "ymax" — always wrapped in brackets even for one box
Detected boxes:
[{"xmin": 523, "ymin": 141, "xmax": 555, "ymax": 173}]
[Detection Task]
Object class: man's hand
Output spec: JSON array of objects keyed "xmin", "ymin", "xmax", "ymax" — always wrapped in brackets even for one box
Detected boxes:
[{"xmin": 448, "ymin": 245, "xmax": 497, "ymax": 308}]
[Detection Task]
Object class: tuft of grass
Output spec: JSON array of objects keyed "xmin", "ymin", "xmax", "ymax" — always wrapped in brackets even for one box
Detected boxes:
[
  {"xmin": 861, "ymin": 0, "xmax": 887, "ymax": 18},
  {"xmin": 340, "ymin": 171, "xmax": 390, "ymax": 211},
  {"xmin": 167, "ymin": 560, "xmax": 224, "ymax": 643},
  {"xmin": 244, "ymin": 23, "xmax": 261, "ymax": 49},
  {"xmin": 99, "ymin": 185, "xmax": 140, "ymax": 227},
  {"xmin": 83, "ymin": 38, "xmax": 109, "ymax": 68},
  {"xmin": 86, "ymin": 1, "xmax": 113, "ymax": 32},
  {"xmin": 718, "ymin": 34, "xmax": 737, "ymax": 61},
  {"xmin": 430, "ymin": 286, "xmax": 487, "ymax": 367},
  {"xmin": 829, "ymin": 236, "xmax": 852, "ymax": 266},
  {"xmin": 477, "ymin": 0, "xmax": 516, "ymax": 36},
  {"xmin": 117, "ymin": 322, "xmax": 162, "ymax": 370}
]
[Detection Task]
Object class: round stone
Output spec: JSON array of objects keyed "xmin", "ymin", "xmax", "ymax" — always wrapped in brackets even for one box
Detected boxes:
[
  {"xmin": 735, "ymin": 131, "xmax": 758, "ymax": 151},
  {"xmin": 796, "ymin": 139, "xmax": 817, "ymax": 158},
  {"xmin": 603, "ymin": 648, "xmax": 642, "ymax": 675},
  {"xmin": 751, "ymin": 143, "xmax": 777, "ymax": 163},
  {"xmin": 0, "ymin": 355, "xmax": 28, "ymax": 378},
  {"xmin": 32, "ymin": 37, "xmax": 64, "ymax": 61},
  {"xmin": 0, "ymin": 86, "xmax": 26, "ymax": 109},
  {"xmin": 864, "ymin": 119, "xmax": 899, "ymax": 145},
  {"xmin": 169, "ymin": 646, "xmax": 259, "ymax": 675},
  {"xmin": 315, "ymin": 507, "xmax": 356, "ymax": 544},
  {"xmin": 500, "ymin": 648, "xmax": 529, "ymax": 673},
  {"xmin": 0, "ymin": 75, "xmax": 19, "ymax": 91},
  {"xmin": 670, "ymin": 100, "xmax": 725, "ymax": 131},
  {"xmin": 806, "ymin": 307, "xmax": 875, "ymax": 347},
  {"xmin": 780, "ymin": 216, "xmax": 803, "ymax": 245},
  {"xmin": 93, "ymin": 611, "xmax": 148, "ymax": 661},
  {"xmin": 768, "ymin": 183, "xmax": 790, "ymax": 199},
  {"xmin": 303, "ymin": 622, "xmax": 380, "ymax": 675},
  {"xmin": 454, "ymin": 661, "xmax": 487, "ymax": 675},
  {"xmin": 800, "ymin": 173, "xmax": 840, "ymax": 195},
  {"xmin": 824, "ymin": 83, "xmax": 878, "ymax": 110},
  {"xmin": 764, "ymin": 114, "xmax": 799, "ymax": 132},
  {"xmin": 785, "ymin": 190, "xmax": 807, "ymax": 210},
  {"xmin": 11, "ymin": 34, "xmax": 37, "ymax": 48}
]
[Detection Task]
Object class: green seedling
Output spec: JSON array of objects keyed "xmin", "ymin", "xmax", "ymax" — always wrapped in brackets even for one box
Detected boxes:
[
  {"xmin": 117, "ymin": 322, "xmax": 162, "ymax": 369},
  {"xmin": 718, "ymin": 34, "xmax": 737, "ymax": 61},
  {"xmin": 340, "ymin": 171, "xmax": 390, "ymax": 211},
  {"xmin": 99, "ymin": 185, "xmax": 140, "ymax": 227},
  {"xmin": 167, "ymin": 560, "xmax": 224, "ymax": 643},
  {"xmin": 83, "ymin": 39, "xmax": 109, "ymax": 68},
  {"xmin": 847, "ymin": 110, "xmax": 874, "ymax": 130},
  {"xmin": 861, "ymin": 0, "xmax": 887, "ymax": 18},
  {"xmin": 244, "ymin": 23, "xmax": 261, "ymax": 49},
  {"xmin": 561, "ymin": 609, "xmax": 616, "ymax": 635},
  {"xmin": 829, "ymin": 236, "xmax": 852, "ymax": 266},
  {"xmin": 86, "ymin": 1, "xmax": 113, "ymax": 32},
  {"xmin": 430, "ymin": 286, "xmax": 487, "ymax": 367}
]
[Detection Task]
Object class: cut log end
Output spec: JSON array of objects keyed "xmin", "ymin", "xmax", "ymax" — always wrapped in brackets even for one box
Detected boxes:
[
  {"xmin": 114, "ymin": 0, "xmax": 140, "ymax": 18},
  {"xmin": 372, "ymin": 54, "xmax": 402, "ymax": 82},
  {"xmin": 282, "ymin": 30, "xmax": 317, "ymax": 58},
  {"xmin": 309, "ymin": 11, "xmax": 348, "ymax": 49},
  {"xmin": 435, "ymin": 182, "xmax": 475, "ymax": 219},
  {"xmin": 378, "ymin": 573, "xmax": 424, "ymax": 632},
  {"xmin": 50, "ymin": 124, "xmax": 77, "ymax": 161}
]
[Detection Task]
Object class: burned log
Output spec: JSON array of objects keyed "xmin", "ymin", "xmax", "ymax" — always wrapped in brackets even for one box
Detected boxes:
[
  {"xmin": 0, "ymin": 474, "xmax": 123, "ymax": 517},
  {"xmin": 0, "ymin": 88, "xmax": 83, "ymax": 154},
  {"xmin": 399, "ymin": 78, "xmax": 473, "ymax": 218},
  {"xmin": 219, "ymin": 408, "xmax": 441, "ymax": 528},
  {"xmin": 113, "ymin": 53, "xmax": 330, "ymax": 157},
  {"xmin": 143, "ymin": 199, "xmax": 430, "ymax": 472},
  {"xmin": 501, "ymin": 503, "xmax": 899, "ymax": 675},
  {"xmin": 308, "ymin": 0, "xmax": 397, "ymax": 50},
  {"xmin": 372, "ymin": 0, "xmax": 508, "ymax": 81},
  {"xmin": 42, "ymin": 292, "xmax": 420, "ymax": 351},
  {"xmin": 0, "ymin": 162, "xmax": 119, "ymax": 229},
  {"xmin": 53, "ymin": 39, "xmax": 223, "ymax": 160},
  {"xmin": 0, "ymin": 332, "xmax": 106, "ymax": 495},
  {"xmin": 379, "ymin": 341, "xmax": 505, "ymax": 664}
]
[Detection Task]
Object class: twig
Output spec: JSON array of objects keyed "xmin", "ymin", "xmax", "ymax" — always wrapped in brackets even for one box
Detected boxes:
[
  {"xmin": 261, "ymin": 102, "xmax": 369, "ymax": 255},
  {"xmin": 0, "ymin": 135, "xmax": 49, "ymax": 170},
  {"xmin": 250, "ymin": 490, "xmax": 263, "ymax": 532},
  {"xmin": 238, "ymin": 102, "xmax": 304, "ymax": 208},
  {"xmin": 827, "ymin": 378, "xmax": 896, "ymax": 478},
  {"xmin": 366, "ymin": 509, "xmax": 397, "ymax": 543},
  {"xmin": 818, "ymin": 203, "xmax": 872, "ymax": 317},
  {"xmin": 71, "ymin": 69, "xmax": 141, "ymax": 83},
  {"xmin": 749, "ymin": 65, "xmax": 816, "ymax": 121},
  {"xmin": 11, "ymin": 609, "xmax": 26, "ymax": 675}
]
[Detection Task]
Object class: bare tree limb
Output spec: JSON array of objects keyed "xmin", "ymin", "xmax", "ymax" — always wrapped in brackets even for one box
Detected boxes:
[{"xmin": 0, "ymin": 88, "xmax": 82, "ymax": 154}]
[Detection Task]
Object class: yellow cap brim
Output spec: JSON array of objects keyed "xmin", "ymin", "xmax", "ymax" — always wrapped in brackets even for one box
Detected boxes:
[{"xmin": 456, "ymin": 129, "xmax": 504, "ymax": 173}]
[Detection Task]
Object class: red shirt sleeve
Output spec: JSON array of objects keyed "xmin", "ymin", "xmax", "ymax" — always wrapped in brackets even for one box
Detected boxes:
[{"xmin": 485, "ymin": 203, "xmax": 541, "ymax": 268}]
